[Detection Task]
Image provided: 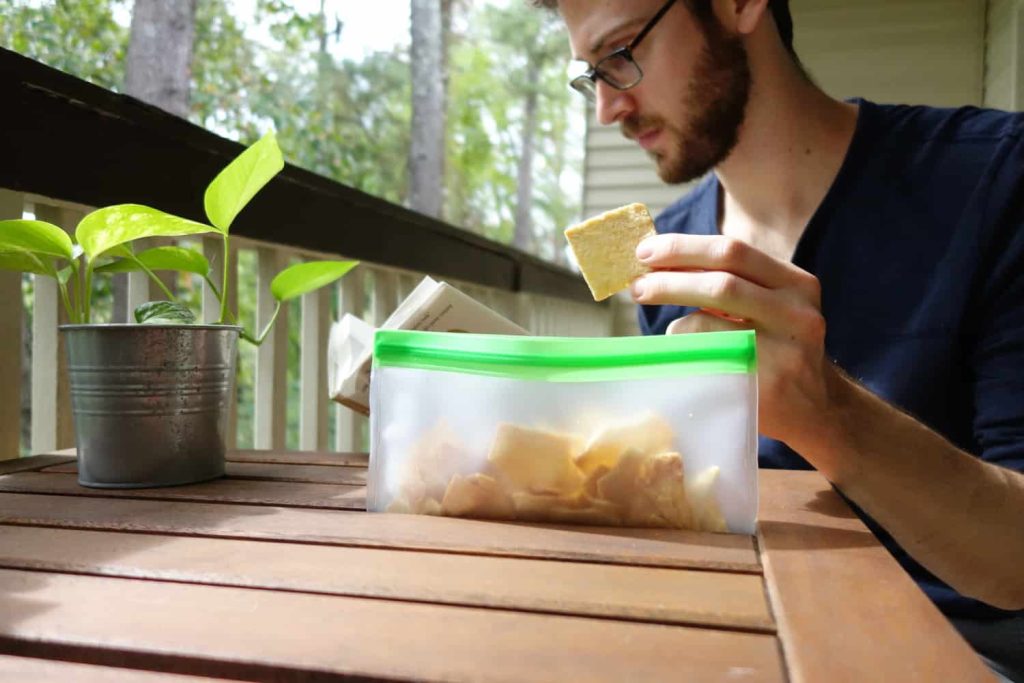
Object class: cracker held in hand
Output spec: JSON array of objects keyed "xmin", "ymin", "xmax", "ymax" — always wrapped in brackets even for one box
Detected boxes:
[{"xmin": 564, "ymin": 203, "xmax": 656, "ymax": 301}]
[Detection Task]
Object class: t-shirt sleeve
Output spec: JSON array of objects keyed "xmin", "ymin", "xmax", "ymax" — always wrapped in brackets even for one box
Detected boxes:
[{"xmin": 968, "ymin": 137, "xmax": 1024, "ymax": 473}]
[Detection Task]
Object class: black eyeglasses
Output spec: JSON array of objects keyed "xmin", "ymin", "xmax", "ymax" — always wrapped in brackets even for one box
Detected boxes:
[{"xmin": 569, "ymin": 0, "xmax": 678, "ymax": 102}]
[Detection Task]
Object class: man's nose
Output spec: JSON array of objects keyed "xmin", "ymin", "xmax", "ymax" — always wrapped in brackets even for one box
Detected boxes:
[{"xmin": 594, "ymin": 80, "xmax": 635, "ymax": 126}]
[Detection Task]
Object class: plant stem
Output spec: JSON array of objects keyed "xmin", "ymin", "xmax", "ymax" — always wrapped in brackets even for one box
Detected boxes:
[
  {"xmin": 252, "ymin": 301, "xmax": 281, "ymax": 346},
  {"xmin": 58, "ymin": 281, "xmax": 76, "ymax": 324},
  {"xmin": 203, "ymin": 275, "xmax": 223, "ymax": 303},
  {"xmin": 72, "ymin": 262, "xmax": 83, "ymax": 323},
  {"xmin": 83, "ymin": 265, "xmax": 93, "ymax": 324},
  {"xmin": 136, "ymin": 259, "xmax": 176, "ymax": 302},
  {"xmin": 204, "ymin": 275, "xmax": 258, "ymax": 344},
  {"xmin": 219, "ymin": 233, "xmax": 230, "ymax": 324}
]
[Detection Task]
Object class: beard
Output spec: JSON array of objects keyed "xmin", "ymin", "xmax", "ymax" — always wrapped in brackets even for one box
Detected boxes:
[{"xmin": 624, "ymin": 16, "xmax": 751, "ymax": 184}]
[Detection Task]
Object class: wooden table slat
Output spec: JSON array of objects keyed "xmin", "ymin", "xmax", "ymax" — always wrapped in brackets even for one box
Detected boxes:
[
  {"xmin": 0, "ymin": 472, "xmax": 366, "ymax": 510},
  {"xmin": 0, "ymin": 456, "xmax": 75, "ymax": 477},
  {"xmin": 0, "ymin": 493, "xmax": 761, "ymax": 571},
  {"xmin": 757, "ymin": 470, "xmax": 993, "ymax": 682},
  {"xmin": 39, "ymin": 461, "xmax": 368, "ymax": 486},
  {"xmin": 33, "ymin": 449, "xmax": 370, "ymax": 468},
  {"xmin": 0, "ymin": 568, "xmax": 787, "ymax": 682},
  {"xmin": 227, "ymin": 449, "xmax": 369, "ymax": 467},
  {"xmin": 0, "ymin": 654, "xmax": 232, "ymax": 681},
  {"xmin": 0, "ymin": 526, "xmax": 773, "ymax": 631}
]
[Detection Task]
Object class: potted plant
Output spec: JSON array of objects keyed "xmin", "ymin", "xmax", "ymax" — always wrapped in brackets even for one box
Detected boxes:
[{"xmin": 0, "ymin": 133, "xmax": 357, "ymax": 488}]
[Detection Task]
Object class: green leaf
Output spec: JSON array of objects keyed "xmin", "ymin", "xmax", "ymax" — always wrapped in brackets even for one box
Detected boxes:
[
  {"xmin": 76, "ymin": 205, "xmax": 214, "ymax": 261},
  {"xmin": 0, "ymin": 220, "xmax": 74, "ymax": 260},
  {"xmin": 96, "ymin": 246, "xmax": 210, "ymax": 277},
  {"xmin": 0, "ymin": 249, "xmax": 55, "ymax": 276},
  {"xmin": 270, "ymin": 260, "xmax": 358, "ymax": 302},
  {"xmin": 204, "ymin": 131, "xmax": 284, "ymax": 233},
  {"xmin": 57, "ymin": 265, "xmax": 74, "ymax": 285},
  {"xmin": 134, "ymin": 301, "xmax": 197, "ymax": 325}
]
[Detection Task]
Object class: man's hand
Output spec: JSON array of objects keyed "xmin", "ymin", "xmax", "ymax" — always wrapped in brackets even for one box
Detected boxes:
[
  {"xmin": 630, "ymin": 232, "xmax": 1024, "ymax": 610},
  {"xmin": 631, "ymin": 233, "xmax": 841, "ymax": 457}
]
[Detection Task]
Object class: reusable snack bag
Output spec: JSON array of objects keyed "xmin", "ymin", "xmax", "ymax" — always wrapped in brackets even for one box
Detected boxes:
[{"xmin": 368, "ymin": 329, "xmax": 758, "ymax": 534}]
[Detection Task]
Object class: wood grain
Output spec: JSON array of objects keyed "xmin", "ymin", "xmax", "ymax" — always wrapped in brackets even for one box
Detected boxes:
[
  {"xmin": 0, "ymin": 472, "xmax": 366, "ymax": 510},
  {"xmin": 26, "ymin": 448, "xmax": 370, "ymax": 467},
  {"xmin": 0, "ymin": 526, "xmax": 773, "ymax": 631},
  {"xmin": 226, "ymin": 449, "xmax": 369, "ymax": 467},
  {"xmin": 39, "ymin": 461, "xmax": 367, "ymax": 486},
  {"xmin": 0, "ymin": 654, "xmax": 231, "ymax": 681},
  {"xmin": 757, "ymin": 469, "xmax": 994, "ymax": 682},
  {"xmin": 0, "ymin": 456, "xmax": 75, "ymax": 476},
  {"xmin": 0, "ymin": 568, "xmax": 785, "ymax": 682},
  {"xmin": 0, "ymin": 493, "xmax": 760, "ymax": 572}
]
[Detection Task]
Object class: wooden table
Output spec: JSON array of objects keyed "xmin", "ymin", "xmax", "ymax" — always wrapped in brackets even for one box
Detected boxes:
[{"xmin": 0, "ymin": 450, "xmax": 993, "ymax": 682}]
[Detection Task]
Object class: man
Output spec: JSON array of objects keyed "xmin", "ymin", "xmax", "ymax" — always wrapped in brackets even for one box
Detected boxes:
[{"xmin": 536, "ymin": 0, "xmax": 1024, "ymax": 679}]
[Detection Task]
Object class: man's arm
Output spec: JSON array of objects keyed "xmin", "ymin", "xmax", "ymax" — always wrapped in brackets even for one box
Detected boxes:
[{"xmin": 631, "ymin": 232, "xmax": 1024, "ymax": 610}]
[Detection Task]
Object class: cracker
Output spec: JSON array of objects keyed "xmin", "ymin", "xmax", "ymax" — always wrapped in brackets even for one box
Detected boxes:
[{"xmin": 564, "ymin": 203, "xmax": 655, "ymax": 301}]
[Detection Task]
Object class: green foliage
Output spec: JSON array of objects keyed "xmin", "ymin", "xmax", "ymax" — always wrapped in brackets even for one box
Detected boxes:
[
  {"xmin": 0, "ymin": 219, "xmax": 75, "ymax": 260},
  {"xmin": 0, "ymin": 0, "xmax": 129, "ymax": 90},
  {"xmin": 96, "ymin": 245, "xmax": 211, "ymax": 277},
  {"xmin": 0, "ymin": 134, "xmax": 356, "ymax": 333},
  {"xmin": 0, "ymin": 250, "xmax": 52, "ymax": 276},
  {"xmin": 445, "ymin": 1, "xmax": 579, "ymax": 252},
  {"xmin": 270, "ymin": 261, "xmax": 358, "ymax": 302},
  {"xmin": 134, "ymin": 300, "xmax": 197, "ymax": 325},
  {"xmin": 204, "ymin": 132, "xmax": 285, "ymax": 233},
  {"xmin": 76, "ymin": 205, "xmax": 213, "ymax": 261}
]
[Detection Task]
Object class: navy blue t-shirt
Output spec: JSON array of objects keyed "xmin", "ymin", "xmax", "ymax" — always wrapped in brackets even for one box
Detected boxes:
[{"xmin": 639, "ymin": 100, "xmax": 1024, "ymax": 619}]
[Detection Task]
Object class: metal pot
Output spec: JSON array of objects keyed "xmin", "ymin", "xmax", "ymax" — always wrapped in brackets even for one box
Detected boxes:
[{"xmin": 60, "ymin": 324, "xmax": 241, "ymax": 489}]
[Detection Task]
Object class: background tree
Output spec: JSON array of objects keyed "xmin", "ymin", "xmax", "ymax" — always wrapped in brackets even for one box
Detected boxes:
[
  {"xmin": 124, "ymin": 0, "xmax": 197, "ymax": 117},
  {"xmin": 408, "ymin": 0, "xmax": 446, "ymax": 218}
]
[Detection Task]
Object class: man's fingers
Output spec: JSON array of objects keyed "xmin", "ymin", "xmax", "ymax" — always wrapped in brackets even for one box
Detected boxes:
[
  {"xmin": 637, "ymin": 233, "xmax": 819, "ymax": 302},
  {"xmin": 632, "ymin": 269, "xmax": 779, "ymax": 325}
]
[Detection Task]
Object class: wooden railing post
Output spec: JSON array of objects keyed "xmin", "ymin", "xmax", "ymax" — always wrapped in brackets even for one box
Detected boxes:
[
  {"xmin": 0, "ymin": 190, "xmax": 24, "ymax": 459},
  {"xmin": 335, "ymin": 270, "xmax": 366, "ymax": 453},
  {"xmin": 372, "ymin": 268, "xmax": 397, "ymax": 326},
  {"xmin": 255, "ymin": 248, "xmax": 288, "ymax": 451},
  {"xmin": 31, "ymin": 202, "xmax": 79, "ymax": 453},
  {"xmin": 299, "ymin": 276, "xmax": 330, "ymax": 451}
]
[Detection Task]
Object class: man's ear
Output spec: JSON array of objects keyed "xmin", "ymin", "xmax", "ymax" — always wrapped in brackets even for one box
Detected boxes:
[{"xmin": 716, "ymin": 0, "xmax": 771, "ymax": 37}]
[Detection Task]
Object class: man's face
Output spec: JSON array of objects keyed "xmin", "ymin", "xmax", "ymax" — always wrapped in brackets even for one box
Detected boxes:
[{"xmin": 562, "ymin": 0, "xmax": 751, "ymax": 184}]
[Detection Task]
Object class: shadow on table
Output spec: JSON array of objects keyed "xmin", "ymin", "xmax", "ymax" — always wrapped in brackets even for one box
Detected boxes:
[
  {"xmin": 803, "ymin": 489, "xmax": 860, "ymax": 519},
  {"xmin": 757, "ymin": 520, "xmax": 877, "ymax": 551}
]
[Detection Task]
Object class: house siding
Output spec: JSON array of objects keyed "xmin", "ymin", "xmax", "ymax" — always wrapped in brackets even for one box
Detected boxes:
[{"xmin": 985, "ymin": 0, "xmax": 1022, "ymax": 109}]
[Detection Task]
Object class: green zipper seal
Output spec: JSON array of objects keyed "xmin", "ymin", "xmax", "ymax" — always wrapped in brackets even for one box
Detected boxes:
[{"xmin": 373, "ymin": 329, "xmax": 756, "ymax": 382}]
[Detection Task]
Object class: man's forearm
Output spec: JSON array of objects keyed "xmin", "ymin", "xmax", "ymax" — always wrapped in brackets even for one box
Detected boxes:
[{"xmin": 791, "ymin": 368, "xmax": 1024, "ymax": 610}]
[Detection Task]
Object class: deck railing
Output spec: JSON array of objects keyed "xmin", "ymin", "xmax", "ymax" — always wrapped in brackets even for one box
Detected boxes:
[{"xmin": 0, "ymin": 48, "xmax": 638, "ymax": 459}]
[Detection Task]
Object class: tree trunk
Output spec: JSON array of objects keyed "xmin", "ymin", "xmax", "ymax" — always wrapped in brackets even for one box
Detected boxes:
[
  {"xmin": 124, "ymin": 0, "xmax": 197, "ymax": 117},
  {"xmin": 513, "ymin": 87, "xmax": 538, "ymax": 252},
  {"xmin": 117, "ymin": 0, "xmax": 195, "ymax": 319},
  {"xmin": 408, "ymin": 0, "xmax": 445, "ymax": 219}
]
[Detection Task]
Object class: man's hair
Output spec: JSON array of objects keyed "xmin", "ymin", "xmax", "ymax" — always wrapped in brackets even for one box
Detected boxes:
[{"xmin": 530, "ymin": 0, "xmax": 797, "ymax": 55}]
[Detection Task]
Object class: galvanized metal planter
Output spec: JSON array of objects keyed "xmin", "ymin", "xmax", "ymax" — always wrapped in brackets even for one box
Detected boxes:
[{"xmin": 60, "ymin": 324, "xmax": 241, "ymax": 489}]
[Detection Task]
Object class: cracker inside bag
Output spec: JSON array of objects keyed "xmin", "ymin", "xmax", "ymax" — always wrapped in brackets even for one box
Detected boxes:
[{"xmin": 385, "ymin": 414, "xmax": 730, "ymax": 532}]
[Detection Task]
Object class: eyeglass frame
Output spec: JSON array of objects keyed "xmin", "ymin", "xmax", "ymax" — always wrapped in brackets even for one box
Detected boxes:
[{"xmin": 569, "ymin": 0, "xmax": 678, "ymax": 102}]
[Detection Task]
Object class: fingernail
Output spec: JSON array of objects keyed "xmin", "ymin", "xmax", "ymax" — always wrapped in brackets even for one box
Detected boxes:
[
  {"xmin": 636, "ymin": 244, "xmax": 653, "ymax": 261},
  {"xmin": 630, "ymin": 279, "xmax": 645, "ymax": 298}
]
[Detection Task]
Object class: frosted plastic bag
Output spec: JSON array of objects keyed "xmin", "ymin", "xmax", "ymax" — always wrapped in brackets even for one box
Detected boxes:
[{"xmin": 368, "ymin": 329, "xmax": 758, "ymax": 534}]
